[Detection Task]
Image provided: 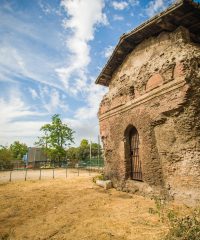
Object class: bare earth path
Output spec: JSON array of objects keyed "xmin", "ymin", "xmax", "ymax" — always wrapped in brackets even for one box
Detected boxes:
[{"xmin": 0, "ymin": 176, "xmax": 169, "ymax": 240}]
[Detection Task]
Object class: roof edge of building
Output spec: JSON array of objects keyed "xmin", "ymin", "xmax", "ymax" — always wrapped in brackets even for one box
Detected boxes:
[{"xmin": 95, "ymin": 0, "xmax": 200, "ymax": 86}]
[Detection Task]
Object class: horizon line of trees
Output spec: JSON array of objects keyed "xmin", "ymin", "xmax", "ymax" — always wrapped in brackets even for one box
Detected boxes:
[{"xmin": 0, "ymin": 114, "xmax": 103, "ymax": 169}]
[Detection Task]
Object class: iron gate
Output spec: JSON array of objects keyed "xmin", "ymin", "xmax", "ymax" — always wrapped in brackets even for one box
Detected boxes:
[{"xmin": 129, "ymin": 128, "xmax": 142, "ymax": 181}]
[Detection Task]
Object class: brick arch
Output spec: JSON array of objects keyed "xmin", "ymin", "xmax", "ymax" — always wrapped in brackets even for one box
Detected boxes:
[
  {"xmin": 146, "ymin": 73, "xmax": 164, "ymax": 91},
  {"xmin": 123, "ymin": 121, "xmax": 164, "ymax": 186}
]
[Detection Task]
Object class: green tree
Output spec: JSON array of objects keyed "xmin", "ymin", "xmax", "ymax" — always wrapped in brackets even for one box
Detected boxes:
[
  {"xmin": 78, "ymin": 139, "xmax": 90, "ymax": 161},
  {"xmin": 66, "ymin": 147, "xmax": 79, "ymax": 166},
  {"xmin": 75, "ymin": 139, "xmax": 103, "ymax": 161},
  {"xmin": 10, "ymin": 141, "xmax": 28, "ymax": 160},
  {"xmin": 35, "ymin": 127, "xmax": 50, "ymax": 160},
  {"xmin": 35, "ymin": 114, "xmax": 74, "ymax": 162},
  {"xmin": 91, "ymin": 142, "xmax": 102, "ymax": 158},
  {"xmin": 0, "ymin": 145, "xmax": 13, "ymax": 169},
  {"xmin": 80, "ymin": 139, "xmax": 89, "ymax": 147}
]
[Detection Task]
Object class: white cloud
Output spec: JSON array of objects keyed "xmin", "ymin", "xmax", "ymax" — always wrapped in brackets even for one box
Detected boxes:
[
  {"xmin": 65, "ymin": 83, "xmax": 106, "ymax": 143},
  {"xmin": 0, "ymin": 46, "xmax": 27, "ymax": 79},
  {"xmin": 128, "ymin": 0, "xmax": 139, "ymax": 6},
  {"xmin": 0, "ymin": 4, "xmax": 69, "ymax": 92},
  {"xmin": 0, "ymin": 44, "xmax": 65, "ymax": 91},
  {"xmin": 55, "ymin": 0, "xmax": 109, "ymax": 143},
  {"xmin": 65, "ymin": 82, "xmax": 107, "ymax": 145},
  {"xmin": 145, "ymin": 0, "xmax": 174, "ymax": 17},
  {"xmin": 112, "ymin": 1, "xmax": 128, "ymax": 10},
  {"xmin": 29, "ymin": 88, "xmax": 39, "ymax": 99},
  {"xmin": 64, "ymin": 117, "xmax": 100, "ymax": 146},
  {"xmin": 0, "ymin": 43, "xmax": 57, "ymax": 89},
  {"xmin": 0, "ymin": 90, "xmax": 40, "ymax": 120},
  {"xmin": 0, "ymin": 88, "xmax": 46, "ymax": 146},
  {"xmin": 39, "ymin": 86, "xmax": 69, "ymax": 113},
  {"xmin": 113, "ymin": 14, "xmax": 124, "ymax": 21},
  {"xmin": 56, "ymin": 0, "xmax": 108, "ymax": 94},
  {"xmin": 138, "ymin": 12, "xmax": 145, "ymax": 18},
  {"xmin": 0, "ymin": 9, "xmax": 57, "ymax": 49},
  {"xmin": 103, "ymin": 45, "xmax": 114, "ymax": 58},
  {"xmin": 0, "ymin": 83, "xmax": 105, "ymax": 146},
  {"xmin": 75, "ymin": 82, "xmax": 107, "ymax": 120},
  {"xmin": 111, "ymin": 0, "xmax": 139, "ymax": 11},
  {"xmin": 39, "ymin": 1, "xmax": 62, "ymax": 16},
  {"xmin": 0, "ymin": 0, "xmax": 110, "ymax": 146}
]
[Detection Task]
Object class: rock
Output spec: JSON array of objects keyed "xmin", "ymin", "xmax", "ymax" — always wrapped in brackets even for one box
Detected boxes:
[{"xmin": 96, "ymin": 180, "xmax": 113, "ymax": 190}]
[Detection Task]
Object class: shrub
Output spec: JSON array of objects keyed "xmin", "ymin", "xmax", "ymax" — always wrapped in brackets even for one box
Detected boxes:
[
  {"xmin": 149, "ymin": 196, "xmax": 166, "ymax": 222},
  {"xmin": 92, "ymin": 174, "xmax": 106, "ymax": 183},
  {"xmin": 163, "ymin": 209, "xmax": 200, "ymax": 240},
  {"xmin": 149, "ymin": 196, "xmax": 200, "ymax": 239}
]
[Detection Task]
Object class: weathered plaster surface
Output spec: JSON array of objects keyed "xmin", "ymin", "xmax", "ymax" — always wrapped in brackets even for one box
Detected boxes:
[{"xmin": 98, "ymin": 27, "xmax": 200, "ymax": 205}]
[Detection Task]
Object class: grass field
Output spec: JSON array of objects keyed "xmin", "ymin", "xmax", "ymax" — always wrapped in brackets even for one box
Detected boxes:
[{"xmin": 0, "ymin": 175, "xmax": 187, "ymax": 240}]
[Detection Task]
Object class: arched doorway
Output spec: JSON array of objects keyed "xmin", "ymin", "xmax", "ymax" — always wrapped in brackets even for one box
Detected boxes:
[{"xmin": 129, "ymin": 127, "xmax": 142, "ymax": 181}]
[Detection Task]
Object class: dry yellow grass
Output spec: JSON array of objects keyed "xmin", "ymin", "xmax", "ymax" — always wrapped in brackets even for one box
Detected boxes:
[{"xmin": 0, "ymin": 176, "xmax": 169, "ymax": 240}]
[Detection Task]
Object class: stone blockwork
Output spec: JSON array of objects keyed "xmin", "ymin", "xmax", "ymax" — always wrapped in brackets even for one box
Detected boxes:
[{"xmin": 98, "ymin": 27, "xmax": 200, "ymax": 205}]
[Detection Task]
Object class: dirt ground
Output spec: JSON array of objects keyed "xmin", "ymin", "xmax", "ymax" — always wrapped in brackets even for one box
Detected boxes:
[{"xmin": 0, "ymin": 176, "xmax": 177, "ymax": 240}]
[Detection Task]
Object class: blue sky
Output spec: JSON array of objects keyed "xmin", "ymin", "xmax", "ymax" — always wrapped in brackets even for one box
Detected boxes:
[{"xmin": 0, "ymin": 0, "xmax": 192, "ymax": 146}]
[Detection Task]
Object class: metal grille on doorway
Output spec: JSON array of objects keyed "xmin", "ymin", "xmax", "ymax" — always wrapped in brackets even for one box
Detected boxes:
[{"xmin": 129, "ymin": 128, "xmax": 142, "ymax": 181}]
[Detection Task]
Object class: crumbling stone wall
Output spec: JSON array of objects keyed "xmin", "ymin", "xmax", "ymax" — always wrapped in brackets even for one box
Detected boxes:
[{"xmin": 99, "ymin": 27, "xmax": 200, "ymax": 205}]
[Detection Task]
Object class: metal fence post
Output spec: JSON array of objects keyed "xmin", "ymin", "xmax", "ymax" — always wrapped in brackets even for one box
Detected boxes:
[
  {"xmin": 66, "ymin": 165, "xmax": 67, "ymax": 179},
  {"xmin": 39, "ymin": 168, "xmax": 42, "ymax": 180},
  {"xmin": 53, "ymin": 168, "xmax": 55, "ymax": 179},
  {"xmin": 25, "ymin": 168, "xmax": 27, "ymax": 181},
  {"xmin": 9, "ymin": 170, "xmax": 12, "ymax": 182},
  {"xmin": 89, "ymin": 161, "xmax": 91, "ymax": 176}
]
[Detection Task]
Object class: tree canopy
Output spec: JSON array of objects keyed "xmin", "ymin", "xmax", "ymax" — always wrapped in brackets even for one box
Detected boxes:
[
  {"xmin": 66, "ymin": 138, "xmax": 102, "ymax": 165},
  {"xmin": 35, "ymin": 114, "xmax": 74, "ymax": 160},
  {"xmin": 0, "ymin": 141, "xmax": 28, "ymax": 169},
  {"xmin": 10, "ymin": 141, "xmax": 28, "ymax": 160},
  {"xmin": 0, "ymin": 145, "xmax": 13, "ymax": 169}
]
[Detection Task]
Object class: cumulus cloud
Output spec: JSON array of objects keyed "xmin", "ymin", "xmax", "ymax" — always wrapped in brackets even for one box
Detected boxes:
[
  {"xmin": 65, "ymin": 83, "xmax": 107, "ymax": 144},
  {"xmin": 75, "ymin": 83, "xmax": 106, "ymax": 120},
  {"xmin": 56, "ymin": 0, "xmax": 108, "ymax": 94},
  {"xmin": 112, "ymin": 1, "xmax": 128, "ymax": 10},
  {"xmin": 54, "ymin": 0, "xmax": 109, "ymax": 142}
]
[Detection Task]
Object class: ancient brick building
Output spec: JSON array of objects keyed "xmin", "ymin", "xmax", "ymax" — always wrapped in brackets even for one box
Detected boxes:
[{"xmin": 96, "ymin": 0, "xmax": 200, "ymax": 205}]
